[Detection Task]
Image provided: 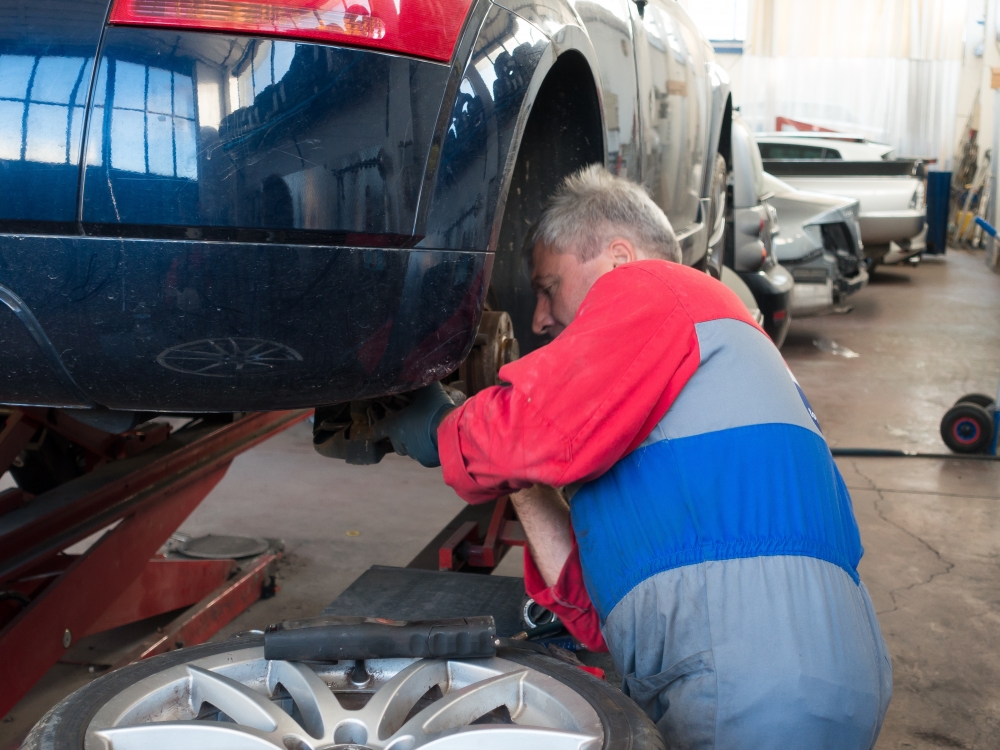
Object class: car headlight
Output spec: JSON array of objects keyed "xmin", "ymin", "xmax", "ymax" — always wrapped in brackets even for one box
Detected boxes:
[{"xmin": 910, "ymin": 181, "xmax": 925, "ymax": 210}]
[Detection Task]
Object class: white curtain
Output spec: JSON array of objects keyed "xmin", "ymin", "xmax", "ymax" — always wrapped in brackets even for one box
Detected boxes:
[{"xmin": 739, "ymin": 0, "xmax": 967, "ymax": 164}]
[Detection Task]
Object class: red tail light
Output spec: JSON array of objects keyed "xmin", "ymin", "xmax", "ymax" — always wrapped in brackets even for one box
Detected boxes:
[{"xmin": 109, "ymin": 0, "xmax": 474, "ymax": 62}]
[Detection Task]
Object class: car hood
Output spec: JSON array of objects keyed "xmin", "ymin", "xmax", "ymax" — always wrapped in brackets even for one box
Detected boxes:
[{"xmin": 764, "ymin": 173, "xmax": 860, "ymax": 264}]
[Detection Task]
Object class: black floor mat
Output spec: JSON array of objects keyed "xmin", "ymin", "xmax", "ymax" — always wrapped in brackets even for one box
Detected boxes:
[{"xmin": 323, "ymin": 565, "xmax": 527, "ymax": 637}]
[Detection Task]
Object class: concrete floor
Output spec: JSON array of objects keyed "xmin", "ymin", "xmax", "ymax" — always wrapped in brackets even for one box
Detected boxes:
[{"xmin": 2, "ymin": 250, "xmax": 998, "ymax": 748}]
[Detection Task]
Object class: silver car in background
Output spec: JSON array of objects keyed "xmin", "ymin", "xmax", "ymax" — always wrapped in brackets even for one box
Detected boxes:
[
  {"xmin": 729, "ymin": 115, "xmax": 794, "ymax": 347},
  {"xmin": 763, "ymin": 173, "xmax": 868, "ymax": 315}
]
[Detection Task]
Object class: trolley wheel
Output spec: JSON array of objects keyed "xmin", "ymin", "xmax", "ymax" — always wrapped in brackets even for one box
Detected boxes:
[
  {"xmin": 954, "ymin": 393, "xmax": 995, "ymax": 409},
  {"xmin": 940, "ymin": 403, "xmax": 994, "ymax": 454}
]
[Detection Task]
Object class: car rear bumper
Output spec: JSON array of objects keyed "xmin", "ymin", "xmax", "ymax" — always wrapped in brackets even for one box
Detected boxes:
[
  {"xmin": 885, "ymin": 226, "xmax": 927, "ymax": 264},
  {"xmin": 790, "ymin": 279, "xmax": 834, "ymax": 316},
  {"xmin": 858, "ymin": 210, "xmax": 925, "ymax": 245},
  {"xmin": 0, "ymin": 235, "xmax": 488, "ymax": 412}
]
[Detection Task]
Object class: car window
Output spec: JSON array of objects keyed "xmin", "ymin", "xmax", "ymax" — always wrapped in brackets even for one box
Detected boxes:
[
  {"xmin": 821, "ymin": 147, "xmax": 842, "ymax": 159},
  {"xmin": 757, "ymin": 143, "xmax": 826, "ymax": 159}
]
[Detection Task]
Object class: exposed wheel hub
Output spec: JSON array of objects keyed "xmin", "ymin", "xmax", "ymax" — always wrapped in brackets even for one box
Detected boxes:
[{"xmin": 466, "ymin": 311, "xmax": 519, "ymax": 395}]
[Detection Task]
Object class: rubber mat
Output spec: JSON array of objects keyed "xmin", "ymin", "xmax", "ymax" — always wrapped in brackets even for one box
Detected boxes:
[{"xmin": 323, "ymin": 565, "xmax": 526, "ymax": 637}]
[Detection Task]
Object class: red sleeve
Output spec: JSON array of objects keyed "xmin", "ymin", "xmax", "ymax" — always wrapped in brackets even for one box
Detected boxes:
[
  {"xmin": 523, "ymin": 535, "xmax": 608, "ymax": 652},
  {"xmin": 438, "ymin": 260, "xmax": 702, "ymax": 505}
]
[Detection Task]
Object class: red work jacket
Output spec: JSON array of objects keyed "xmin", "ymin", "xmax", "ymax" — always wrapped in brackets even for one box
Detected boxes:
[{"xmin": 438, "ymin": 260, "xmax": 752, "ymax": 648}]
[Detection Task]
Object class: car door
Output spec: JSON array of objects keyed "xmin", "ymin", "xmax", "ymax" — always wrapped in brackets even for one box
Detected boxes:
[{"xmin": 630, "ymin": 0, "xmax": 708, "ymax": 264}]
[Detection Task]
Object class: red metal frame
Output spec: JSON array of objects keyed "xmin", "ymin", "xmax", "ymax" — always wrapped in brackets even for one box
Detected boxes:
[
  {"xmin": 775, "ymin": 116, "xmax": 836, "ymax": 133},
  {"xmin": 85, "ymin": 557, "xmax": 237, "ymax": 635},
  {"xmin": 0, "ymin": 408, "xmax": 309, "ymax": 719},
  {"xmin": 111, "ymin": 551, "xmax": 280, "ymax": 668},
  {"xmin": 437, "ymin": 496, "xmax": 526, "ymax": 572}
]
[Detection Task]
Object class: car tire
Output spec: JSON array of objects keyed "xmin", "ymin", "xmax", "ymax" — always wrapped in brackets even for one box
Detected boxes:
[
  {"xmin": 24, "ymin": 636, "xmax": 663, "ymax": 750},
  {"xmin": 954, "ymin": 393, "xmax": 995, "ymax": 410},
  {"xmin": 940, "ymin": 403, "xmax": 995, "ymax": 454}
]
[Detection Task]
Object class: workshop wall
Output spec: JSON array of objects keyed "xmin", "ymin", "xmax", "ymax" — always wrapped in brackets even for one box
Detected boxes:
[{"xmin": 735, "ymin": 0, "xmax": 969, "ymax": 165}]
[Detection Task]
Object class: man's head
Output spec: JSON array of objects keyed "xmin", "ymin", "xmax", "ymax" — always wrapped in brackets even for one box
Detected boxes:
[{"xmin": 529, "ymin": 164, "xmax": 679, "ymax": 338}]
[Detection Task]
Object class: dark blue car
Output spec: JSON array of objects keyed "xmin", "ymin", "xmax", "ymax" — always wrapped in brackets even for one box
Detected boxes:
[{"xmin": 0, "ymin": 0, "xmax": 746, "ymax": 420}]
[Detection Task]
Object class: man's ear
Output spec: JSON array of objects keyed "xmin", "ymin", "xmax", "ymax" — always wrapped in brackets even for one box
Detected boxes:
[{"xmin": 608, "ymin": 238, "xmax": 638, "ymax": 267}]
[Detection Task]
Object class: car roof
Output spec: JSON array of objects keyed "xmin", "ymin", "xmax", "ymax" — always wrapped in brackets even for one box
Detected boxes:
[{"xmin": 755, "ymin": 133, "xmax": 895, "ymax": 161}]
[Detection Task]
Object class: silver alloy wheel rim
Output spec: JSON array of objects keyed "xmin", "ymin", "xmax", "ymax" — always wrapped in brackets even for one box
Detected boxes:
[{"xmin": 84, "ymin": 646, "xmax": 604, "ymax": 750}]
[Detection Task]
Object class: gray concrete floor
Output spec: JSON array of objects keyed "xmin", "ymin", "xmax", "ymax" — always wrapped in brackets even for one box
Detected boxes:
[{"xmin": 2, "ymin": 250, "xmax": 998, "ymax": 748}]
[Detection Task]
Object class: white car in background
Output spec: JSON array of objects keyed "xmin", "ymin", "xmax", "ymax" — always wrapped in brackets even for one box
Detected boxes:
[
  {"xmin": 756, "ymin": 133, "xmax": 927, "ymax": 268},
  {"xmin": 731, "ymin": 120, "xmax": 868, "ymax": 319}
]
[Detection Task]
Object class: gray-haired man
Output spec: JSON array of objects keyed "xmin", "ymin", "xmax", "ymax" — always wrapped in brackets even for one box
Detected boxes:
[{"xmin": 377, "ymin": 165, "xmax": 892, "ymax": 748}]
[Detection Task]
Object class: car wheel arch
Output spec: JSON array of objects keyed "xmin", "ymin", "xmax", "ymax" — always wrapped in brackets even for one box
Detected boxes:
[{"xmin": 486, "ymin": 42, "xmax": 606, "ymax": 356}]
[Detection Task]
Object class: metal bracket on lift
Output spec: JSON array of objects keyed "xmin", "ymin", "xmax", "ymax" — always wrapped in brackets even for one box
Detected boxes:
[
  {"xmin": 0, "ymin": 407, "xmax": 309, "ymax": 718},
  {"xmin": 437, "ymin": 496, "xmax": 527, "ymax": 572}
]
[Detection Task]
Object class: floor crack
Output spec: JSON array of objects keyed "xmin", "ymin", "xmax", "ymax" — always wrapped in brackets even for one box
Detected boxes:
[{"xmin": 851, "ymin": 461, "xmax": 956, "ymax": 616}]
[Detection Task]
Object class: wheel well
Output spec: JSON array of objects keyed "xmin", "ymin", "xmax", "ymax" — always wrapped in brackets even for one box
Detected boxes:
[{"xmin": 491, "ymin": 51, "xmax": 604, "ymax": 355}]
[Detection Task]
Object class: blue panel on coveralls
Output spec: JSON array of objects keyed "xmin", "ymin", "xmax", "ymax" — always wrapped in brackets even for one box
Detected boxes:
[
  {"xmin": 571, "ymin": 315, "xmax": 863, "ymax": 619},
  {"xmin": 572, "ymin": 423, "xmax": 863, "ymax": 620}
]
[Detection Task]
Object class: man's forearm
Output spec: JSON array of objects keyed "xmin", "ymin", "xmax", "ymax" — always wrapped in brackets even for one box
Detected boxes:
[{"xmin": 510, "ymin": 484, "xmax": 573, "ymax": 587}]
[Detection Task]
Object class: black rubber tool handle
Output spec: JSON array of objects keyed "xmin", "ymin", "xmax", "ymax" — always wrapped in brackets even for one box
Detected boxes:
[{"xmin": 263, "ymin": 615, "xmax": 497, "ymax": 662}]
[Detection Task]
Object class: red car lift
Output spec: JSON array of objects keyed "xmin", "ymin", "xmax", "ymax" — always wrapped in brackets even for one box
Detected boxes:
[
  {"xmin": 0, "ymin": 407, "xmax": 309, "ymax": 718},
  {"xmin": 437, "ymin": 495, "xmax": 526, "ymax": 571}
]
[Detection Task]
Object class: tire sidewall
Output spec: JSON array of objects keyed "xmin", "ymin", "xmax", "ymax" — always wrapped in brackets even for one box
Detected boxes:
[
  {"xmin": 498, "ymin": 645, "xmax": 664, "ymax": 750},
  {"xmin": 23, "ymin": 637, "xmax": 266, "ymax": 750},
  {"xmin": 24, "ymin": 637, "xmax": 662, "ymax": 750},
  {"xmin": 955, "ymin": 393, "xmax": 995, "ymax": 410}
]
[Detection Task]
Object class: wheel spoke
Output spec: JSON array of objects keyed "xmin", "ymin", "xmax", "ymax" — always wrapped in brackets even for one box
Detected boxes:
[
  {"xmin": 95, "ymin": 721, "xmax": 283, "ymax": 750},
  {"xmin": 357, "ymin": 659, "xmax": 449, "ymax": 741},
  {"xmin": 187, "ymin": 666, "xmax": 297, "ymax": 735},
  {"xmin": 266, "ymin": 660, "xmax": 347, "ymax": 740},
  {"xmin": 414, "ymin": 725, "xmax": 600, "ymax": 750},
  {"xmin": 84, "ymin": 655, "xmax": 606, "ymax": 750},
  {"xmin": 389, "ymin": 670, "xmax": 527, "ymax": 743}
]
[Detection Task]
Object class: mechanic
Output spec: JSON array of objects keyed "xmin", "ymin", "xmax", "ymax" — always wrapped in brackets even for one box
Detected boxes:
[{"xmin": 374, "ymin": 165, "xmax": 892, "ymax": 748}]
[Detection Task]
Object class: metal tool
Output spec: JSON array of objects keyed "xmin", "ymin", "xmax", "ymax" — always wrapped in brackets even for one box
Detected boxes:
[{"xmin": 264, "ymin": 615, "xmax": 497, "ymax": 661}]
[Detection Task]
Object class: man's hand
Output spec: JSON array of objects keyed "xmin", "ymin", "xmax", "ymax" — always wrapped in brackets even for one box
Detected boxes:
[{"xmin": 373, "ymin": 383, "xmax": 455, "ymax": 467}]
